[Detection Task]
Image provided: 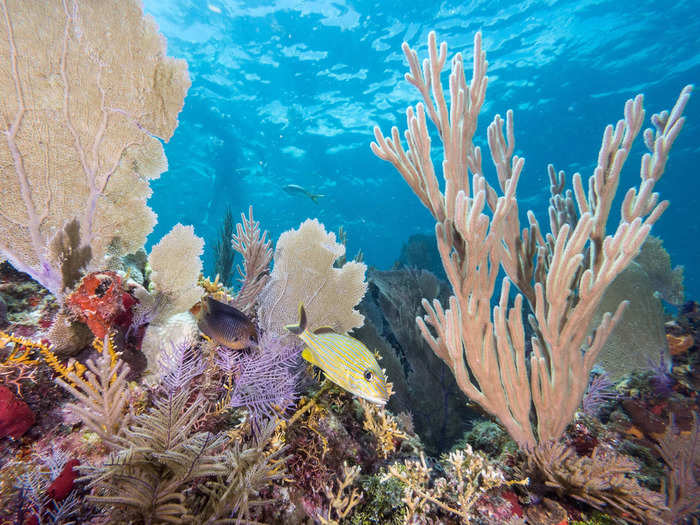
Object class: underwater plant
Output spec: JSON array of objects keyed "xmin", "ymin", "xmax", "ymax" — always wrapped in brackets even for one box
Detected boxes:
[
  {"xmin": 213, "ymin": 206, "xmax": 236, "ymax": 287},
  {"xmin": 372, "ymin": 30, "xmax": 692, "ymax": 449}
]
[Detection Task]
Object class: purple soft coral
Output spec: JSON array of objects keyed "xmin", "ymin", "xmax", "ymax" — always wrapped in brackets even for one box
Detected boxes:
[
  {"xmin": 582, "ymin": 372, "xmax": 618, "ymax": 417},
  {"xmin": 647, "ymin": 350, "xmax": 675, "ymax": 397},
  {"xmin": 158, "ymin": 338, "xmax": 206, "ymax": 393},
  {"xmin": 221, "ymin": 333, "xmax": 300, "ymax": 426}
]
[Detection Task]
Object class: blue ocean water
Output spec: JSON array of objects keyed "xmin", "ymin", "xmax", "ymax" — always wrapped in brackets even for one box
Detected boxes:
[{"xmin": 142, "ymin": 0, "xmax": 699, "ymax": 300}]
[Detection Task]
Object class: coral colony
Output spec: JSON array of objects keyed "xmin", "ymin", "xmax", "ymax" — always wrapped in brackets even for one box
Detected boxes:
[{"xmin": 0, "ymin": 2, "xmax": 698, "ymax": 525}]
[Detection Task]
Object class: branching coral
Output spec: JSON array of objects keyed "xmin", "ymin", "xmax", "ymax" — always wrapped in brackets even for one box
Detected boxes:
[
  {"xmin": 656, "ymin": 412, "xmax": 700, "ymax": 523},
  {"xmin": 359, "ymin": 398, "xmax": 408, "ymax": 459},
  {"xmin": 192, "ymin": 422, "xmax": 288, "ymax": 524},
  {"xmin": 317, "ymin": 461, "xmax": 363, "ymax": 525},
  {"xmin": 230, "ymin": 205, "xmax": 273, "ymax": 316},
  {"xmin": 371, "ymin": 30, "xmax": 692, "ymax": 448},
  {"xmin": 82, "ymin": 389, "xmax": 226, "ymax": 523},
  {"xmin": 527, "ymin": 441, "xmax": 666, "ymax": 524},
  {"xmin": 83, "ymin": 389, "xmax": 287, "ymax": 524},
  {"xmin": 55, "ymin": 335, "xmax": 131, "ymax": 449},
  {"xmin": 386, "ymin": 445, "xmax": 526, "ymax": 523},
  {"xmin": 0, "ymin": 0, "xmax": 189, "ymax": 298}
]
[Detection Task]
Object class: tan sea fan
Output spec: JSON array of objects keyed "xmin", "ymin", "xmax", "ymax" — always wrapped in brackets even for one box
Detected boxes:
[{"xmin": 0, "ymin": 0, "xmax": 190, "ymax": 298}]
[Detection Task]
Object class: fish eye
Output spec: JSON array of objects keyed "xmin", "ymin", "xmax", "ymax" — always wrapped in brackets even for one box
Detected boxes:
[{"xmin": 363, "ymin": 370, "xmax": 373, "ymax": 381}]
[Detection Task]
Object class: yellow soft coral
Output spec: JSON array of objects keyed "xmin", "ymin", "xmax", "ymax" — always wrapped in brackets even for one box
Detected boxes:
[{"xmin": 0, "ymin": 330, "xmax": 86, "ymax": 387}]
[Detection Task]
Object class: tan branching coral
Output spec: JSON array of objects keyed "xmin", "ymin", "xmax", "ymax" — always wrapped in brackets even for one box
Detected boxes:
[
  {"xmin": 527, "ymin": 441, "xmax": 666, "ymax": 524},
  {"xmin": 386, "ymin": 445, "xmax": 525, "ymax": 523},
  {"xmin": 318, "ymin": 462, "xmax": 363, "ymax": 525},
  {"xmin": 656, "ymin": 412, "xmax": 700, "ymax": 523},
  {"xmin": 359, "ymin": 398, "xmax": 408, "ymax": 459},
  {"xmin": 259, "ymin": 218, "xmax": 367, "ymax": 336},
  {"xmin": 229, "ymin": 205, "xmax": 272, "ymax": 315},
  {"xmin": 372, "ymin": 31, "xmax": 692, "ymax": 448},
  {"xmin": 0, "ymin": 0, "xmax": 190, "ymax": 298},
  {"xmin": 55, "ymin": 335, "xmax": 131, "ymax": 449}
]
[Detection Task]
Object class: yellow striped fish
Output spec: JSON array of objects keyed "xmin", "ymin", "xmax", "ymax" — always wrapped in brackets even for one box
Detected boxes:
[{"xmin": 285, "ymin": 304, "xmax": 390, "ymax": 405}]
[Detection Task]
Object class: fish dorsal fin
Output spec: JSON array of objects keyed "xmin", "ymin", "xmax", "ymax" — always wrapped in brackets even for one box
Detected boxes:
[
  {"xmin": 313, "ymin": 326, "xmax": 336, "ymax": 335},
  {"xmin": 205, "ymin": 296, "xmax": 241, "ymax": 317},
  {"xmin": 285, "ymin": 303, "xmax": 308, "ymax": 335},
  {"xmin": 301, "ymin": 347, "xmax": 318, "ymax": 367}
]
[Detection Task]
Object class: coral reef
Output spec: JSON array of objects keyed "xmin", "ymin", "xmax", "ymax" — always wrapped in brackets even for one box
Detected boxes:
[{"xmin": 0, "ymin": 11, "xmax": 697, "ymax": 525}]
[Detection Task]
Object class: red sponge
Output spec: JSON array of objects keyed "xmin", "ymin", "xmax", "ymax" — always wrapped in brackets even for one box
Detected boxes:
[
  {"xmin": 47, "ymin": 459, "xmax": 81, "ymax": 501},
  {"xmin": 0, "ymin": 385, "xmax": 35, "ymax": 439}
]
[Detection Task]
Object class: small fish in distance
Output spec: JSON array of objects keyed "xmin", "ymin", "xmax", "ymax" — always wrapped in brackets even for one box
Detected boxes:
[
  {"xmin": 283, "ymin": 184, "xmax": 325, "ymax": 204},
  {"xmin": 196, "ymin": 295, "xmax": 258, "ymax": 349},
  {"xmin": 285, "ymin": 303, "xmax": 390, "ymax": 405}
]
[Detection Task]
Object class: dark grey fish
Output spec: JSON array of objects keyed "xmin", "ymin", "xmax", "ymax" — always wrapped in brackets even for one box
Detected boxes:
[{"xmin": 196, "ymin": 296, "xmax": 258, "ymax": 349}]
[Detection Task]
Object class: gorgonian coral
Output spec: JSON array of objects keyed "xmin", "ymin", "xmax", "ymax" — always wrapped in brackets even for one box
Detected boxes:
[{"xmin": 218, "ymin": 333, "xmax": 300, "ymax": 426}]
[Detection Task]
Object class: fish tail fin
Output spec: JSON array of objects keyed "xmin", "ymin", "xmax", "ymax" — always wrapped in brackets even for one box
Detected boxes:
[
  {"xmin": 309, "ymin": 193, "xmax": 324, "ymax": 204},
  {"xmin": 285, "ymin": 303, "xmax": 307, "ymax": 335}
]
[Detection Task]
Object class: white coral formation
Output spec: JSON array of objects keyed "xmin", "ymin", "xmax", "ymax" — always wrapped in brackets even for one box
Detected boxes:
[
  {"xmin": 142, "ymin": 224, "xmax": 204, "ymax": 373},
  {"xmin": 140, "ymin": 312, "xmax": 199, "ymax": 376},
  {"xmin": 0, "ymin": 0, "xmax": 190, "ymax": 298},
  {"xmin": 148, "ymin": 224, "xmax": 204, "ymax": 318},
  {"xmin": 259, "ymin": 218, "xmax": 367, "ymax": 337}
]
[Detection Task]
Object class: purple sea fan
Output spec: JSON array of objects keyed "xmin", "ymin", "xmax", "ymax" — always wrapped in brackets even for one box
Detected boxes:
[
  {"xmin": 582, "ymin": 372, "xmax": 618, "ymax": 417},
  {"xmin": 225, "ymin": 333, "xmax": 301, "ymax": 425}
]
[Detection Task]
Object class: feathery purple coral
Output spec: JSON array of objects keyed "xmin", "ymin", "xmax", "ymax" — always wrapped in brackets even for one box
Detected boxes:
[
  {"xmin": 158, "ymin": 338, "xmax": 206, "ymax": 393},
  {"xmin": 223, "ymin": 333, "xmax": 300, "ymax": 424},
  {"xmin": 582, "ymin": 372, "xmax": 618, "ymax": 417}
]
